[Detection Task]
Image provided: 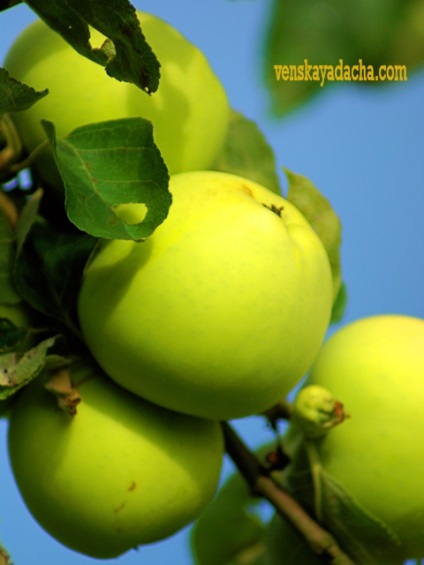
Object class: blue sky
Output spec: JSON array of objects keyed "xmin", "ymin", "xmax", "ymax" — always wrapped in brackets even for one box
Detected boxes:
[{"xmin": 1, "ymin": 1, "xmax": 423, "ymax": 564}]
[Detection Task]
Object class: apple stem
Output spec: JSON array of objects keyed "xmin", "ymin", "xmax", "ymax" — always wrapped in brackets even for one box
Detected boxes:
[
  {"xmin": 221, "ymin": 422, "xmax": 358, "ymax": 565},
  {"xmin": 262, "ymin": 400, "xmax": 294, "ymax": 428},
  {"xmin": 0, "ymin": 543, "xmax": 13, "ymax": 565}
]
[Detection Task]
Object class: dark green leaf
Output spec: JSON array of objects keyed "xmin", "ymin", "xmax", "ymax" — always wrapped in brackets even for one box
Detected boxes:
[
  {"xmin": 191, "ymin": 471, "xmax": 266, "ymax": 565},
  {"xmin": 389, "ymin": 0, "xmax": 424, "ymax": 69},
  {"xmin": 14, "ymin": 187, "xmax": 42, "ymax": 256},
  {"xmin": 191, "ymin": 443, "xmax": 284, "ymax": 565},
  {"xmin": 212, "ymin": 110, "xmax": 282, "ymax": 195},
  {"xmin": 0, "ymin": 203, "xmax": 20, "ymax": 304},
  {"xmin": 286, "ymin": 437, "xmax": 405, "ymax": 565},
  {"xmin": 284, "ymin": 169, "xmax": 343, "ymax": 303},
  {"xmin": 0, "ymin": 318, "xmax": 28, "ymax": 351},
  {"xmin": 0, "ymin": 67, "xmax": 48, "ymax": 114},
  {"xmin": 44, "ymin": 118, "xmax": 171, "ymax": 241},
  {"xmin": 330, "ymin": 282, "xmax": 348, "ymax": 325},
  {"xmin": 25, "ymin": 0, "xmax": 160, "ymax": 93},
  {"xmin": 264, "ymin": 513, "xmax": 323, "ymax": 565},
  {"xmin": 0, "ymin": 335, "xmax": 60, "ymax": 399},
  {"xmin": 0, "ymin": 396, "xmax": 13, "ymax": 417},
  {"xmin": 14, "ymin": 213, "xmax": 97, "ymax": 336},
  {"xmin": 319, "ymin": 470, "xmax": 404, "ymax": 564}
]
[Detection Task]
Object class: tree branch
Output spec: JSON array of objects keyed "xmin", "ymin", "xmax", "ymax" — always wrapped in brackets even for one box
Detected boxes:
[{"xmin": 222, "ymin": 422, "xmax": 357, "ymax": 565}]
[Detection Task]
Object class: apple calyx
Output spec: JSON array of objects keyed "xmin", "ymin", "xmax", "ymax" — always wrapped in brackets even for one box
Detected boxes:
[
  {"xmin": 44, "ymin": 367, "xmax": 81, "ymax": 416},
  {"xmin": 292, "ymin": 385, "xmax": 349, "ymax": 438},
  {"xmin": 263, "ymin": 202, "xmax": 284, "ymax": 217}
]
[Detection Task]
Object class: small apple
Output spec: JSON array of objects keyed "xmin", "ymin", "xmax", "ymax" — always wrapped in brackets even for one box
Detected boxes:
[
  {"xmin": 3, "ymin": 11, "xmax": 229, "ymax": 188},
  {"xmin": 7, "ymin": 364, "xmax": 224, "ymax": 559},
  {"xmin": 289, "ymin": 315, "xmax": 424, "ymax": 560},
  {"xmin": 77, "ymin": 170, "xmax": 333, "ymax": 420}
]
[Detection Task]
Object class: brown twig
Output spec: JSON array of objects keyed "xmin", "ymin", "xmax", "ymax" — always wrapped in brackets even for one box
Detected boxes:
[
  {"xmin": 222, "ymin": 422, "xmax": 357, "ymax": 565},
  {"xmin": 0, "ymin": 544, "xmax": 13, "ymax": 565}
]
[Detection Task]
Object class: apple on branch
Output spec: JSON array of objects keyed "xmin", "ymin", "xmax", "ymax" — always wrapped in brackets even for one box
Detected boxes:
[
  {"xmin": 78, "ymin": 170, "xmax": 334, "ymax": 421},
  {"xmin": 287, "ymin": 314, "xmax": 424, "ymax": 561}
]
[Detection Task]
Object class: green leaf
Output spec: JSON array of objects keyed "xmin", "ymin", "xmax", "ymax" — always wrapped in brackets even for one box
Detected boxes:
[
  {"xmin": 25, "ymin": 0, "xmax": 160, "ymax": 94},
  {"xmin": 14, "ymin": 209, "xmax": 97, "ymax": 336},
  {"xmin": 0, "ymin": 318, "xmax": 27, "ymax": 351},
  {"xmin": 389, "ymin": 0, "xmax": 424, "ymax": 69},
  {"xmin": 285, "ymin": 435, "xmax": 405, "ymax": 565},
  {"xmin": 44, "ymin": 118, "xmax": 171, "ymax": 241},
  {"xmin": 318, "ymin": 470, "xmax": 405, "ymax": 564},
  {"xmin": 0, "ymin": 204, "xmax": 20, "ymax": 304},
  {"xmin": 191, "ymin": 443, "xmax": 285, "ymax": 565},
  {"xmin": 264, "ymin": 513, "xmax": 323, "ymax": 565},
  {"xmin": 0, "ymin": 396, "xmax": 13, "ymax": 417},
  {"xmin": 191, "ymin": 471, "xmax": 267, "ymax": 565},
  {"xmin": 263, "ymin": 0, "xmax": 353, "ymax": 115},
  {"xmin": 212, "ymin": 110, "xmax": 282, "ymax": 195},
  {"xmin": 284, "ymin": 169, "xmax": 343, "ymax": 304},
  {"xmin": 14, "ymin": 187, "xmax": 41, "ymax": 256},
  {"xmin": 330, "ymin": 282, "xmax": 348, "ymax": 325},
  {"xmin": 0, "ymin": 335, "xmax": 61, "ymax": 399},
  {"xmin": 0, "ymin": 67, "xmax": 48, "ymax": 114}
]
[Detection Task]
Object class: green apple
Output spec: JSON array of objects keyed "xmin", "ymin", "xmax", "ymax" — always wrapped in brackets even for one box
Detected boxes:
[
  {"xmin": 77, "ymin": 170, "xmax": 333, "ymax": 420},
  {"xmin": 7, "ymin": 364, "xmax": 224, "ymax": 559},
  {"xmin": 3, "ymin": 11, "xmax": 229, "ymax": 188},
  {"xmin": 290, "ymin": 315, "xmax": 424, "ymax": 559}
]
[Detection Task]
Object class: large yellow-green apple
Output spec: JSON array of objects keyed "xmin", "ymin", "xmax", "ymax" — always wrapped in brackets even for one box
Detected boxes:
[
  {"xmin": 288, "ymin": 315, "xmax": 424, "ymax": 560},
  {"xmin": 3, "ymin": 11, "xmax": 229, "ymax": 189},
  {"xmin": 7, "ymin": 364, "xmax": 224, "ymax": 559},
  {"xmin": 77, "ymin": 171, "xmax": 333, "ymax": 420}
]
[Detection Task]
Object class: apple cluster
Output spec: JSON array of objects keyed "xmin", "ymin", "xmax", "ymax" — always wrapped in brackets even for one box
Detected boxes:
[
  {"xmin": 2, "ymin": 9, "xmax": 335, "ymax": 560},
  {"xmin": 191, "ymin": 315, "xmax": 424, "ymax": 564}
]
